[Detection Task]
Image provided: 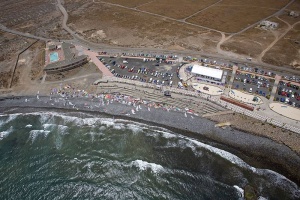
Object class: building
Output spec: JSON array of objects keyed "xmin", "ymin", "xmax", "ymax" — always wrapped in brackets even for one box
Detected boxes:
[
  {"xmin": 44, "ymin": 55, "xmax": 88, "ymax": 74},
  {"xmin": 191, "ymin": 64, "xmax": 226, "ymax": 85},
  {"xmin": 259, "ymin": 21, "xmax": 278, "ymax": 29},
  {"xmin": 44, "ymin": 42, "xmax": 89, "ymax": 74},
  {"xmin": 289, "ymin": 11, "xmax": 299, "ymax": 18}
]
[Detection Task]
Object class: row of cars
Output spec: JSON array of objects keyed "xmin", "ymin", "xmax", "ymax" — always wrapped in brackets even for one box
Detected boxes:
[
  {"xmin": 279, "ymin": 81, "xmax": 299, "ymax": 90},
  {"xmin": 276, "ymin": 80, "xmax": 300, "ymax": 107},
  {"xmin": 121, "ymin": 53, "xmax": 178, "ymax": 60},
  {"xmin": 282, "ymin": 75, "xmax": 300, "ymax": 83},
  {"xmin": 110, "ymin": 70, "xmax": 174, "ymax": 86}
]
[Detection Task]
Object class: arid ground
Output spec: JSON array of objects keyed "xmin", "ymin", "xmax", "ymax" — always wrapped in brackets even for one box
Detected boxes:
[{"xmin": 0, "ymin": 0, "xmax": 299, "ymax": 90}]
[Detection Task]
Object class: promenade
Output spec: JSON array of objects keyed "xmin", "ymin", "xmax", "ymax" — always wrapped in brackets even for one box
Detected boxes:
[{"xmin": 97, "ymin": 76, "xmax": 300, "ymax": 134}]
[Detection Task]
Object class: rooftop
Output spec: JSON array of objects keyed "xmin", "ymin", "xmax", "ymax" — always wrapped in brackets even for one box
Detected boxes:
[{"xmin": 191, "ymin": 64, "xmax": 223, "ymax": 80}]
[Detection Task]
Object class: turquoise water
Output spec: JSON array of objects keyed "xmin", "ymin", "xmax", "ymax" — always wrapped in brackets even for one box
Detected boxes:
[
  {"xmin": 50, "ymin": 52, "xmax": 59, "ymax": 62},
  {"xmin": 0, "ymin": 111, "xmax": 299, "ymax": 199}
]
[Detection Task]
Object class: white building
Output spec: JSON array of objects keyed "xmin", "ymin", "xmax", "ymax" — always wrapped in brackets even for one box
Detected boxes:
[{"xmin": 191, "ymin": 64, "xmax": 224, "ymax": 82}]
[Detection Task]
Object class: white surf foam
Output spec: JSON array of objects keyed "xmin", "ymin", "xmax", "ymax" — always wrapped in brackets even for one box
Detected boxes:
[
  {"xmin": 25, "ymin": 124, "xmax": 32, "ymax": 128},
  {"xmin": 233, "ymin": 185, "xmax": 244, "ymax": 198},
  {"xmin": 126, "ymin": 124, "xmax": 143, "ymax": 133},
  {"xmin": 28, "ymin": 130, "xmax": 50, "ymax": 143},
  {"xmin": 0, "ymin": 126, "xmax": 13, "ymax": 140},
  {"xmin": 130, "ymin": 160, "xmax": 164, "ymax": 174},
  {"xmin": 257, "ymin": 196, "xmax": 268, "ymax": 200},
  {"xmin": 3, "ymin": 111, "xmax": 299, "ymax": 195}
]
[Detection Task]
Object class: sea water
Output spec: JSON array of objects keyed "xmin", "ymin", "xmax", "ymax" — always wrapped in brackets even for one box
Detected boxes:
[{"xmin": 0, "ymin": 111, "xmax": 299, "ymax": 199}]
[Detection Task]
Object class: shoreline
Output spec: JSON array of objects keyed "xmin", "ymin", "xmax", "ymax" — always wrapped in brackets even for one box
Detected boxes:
[{"xmin": 0, "ymin": 95, "xmax": 300, "ymax": 186}]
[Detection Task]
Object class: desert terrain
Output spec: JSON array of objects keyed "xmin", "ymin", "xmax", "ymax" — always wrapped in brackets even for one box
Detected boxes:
[
  {"xmin": 0, "ymin": 0, "xmax": 299, "ymax": 91},
  {"xmin": 63, "ymin": 0, "xmax": 299, "ymax": 68}
]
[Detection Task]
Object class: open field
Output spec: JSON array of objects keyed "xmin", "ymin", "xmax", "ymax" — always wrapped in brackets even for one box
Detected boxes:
[
  {"xmin": 277, "ymin": 1, "xmax": 300, "ymax": 25},
  {"xmin": 218, "ymin": 0, "xmax": 289, "ymax": 9},
  {"xmin": 0, "ymin": 31, "xmax": 41, "ymax": 89},
  {"xmin": 0, "ymin": 0, "xmax": 72, "ymax": 40},
  {"xmin": 262, "ymin": 23, "xmax": 300, "ymax": 69},
  {"xmin": 138, "ymin": 0, "xmax": 218, "ymax": 19},
  {"xmin": 221, "ymin": 28, "xmax": 275, "ymax": 57},
  {"xmin": 99, "ymin": 0, "xmax": 154, "ymax": 8},
  {"xmin": 186, "ymin": 6, "xmax": 280, "ymax": 33},
  {"xmin": 221, "ymin": 16, "xmax": 289, "ymax": 58},
  {"xmin": 67, "ymin": 3, "xmax": 220, "ymax": 51}
]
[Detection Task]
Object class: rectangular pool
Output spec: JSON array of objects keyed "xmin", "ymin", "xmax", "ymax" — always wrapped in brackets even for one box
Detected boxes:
[{"xmin": 50, "ymin": 52, "xmax": 59, "ymax": 63}]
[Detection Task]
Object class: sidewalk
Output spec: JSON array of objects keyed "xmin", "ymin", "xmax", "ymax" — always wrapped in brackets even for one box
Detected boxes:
[
  {"xmin": 192, "ymin": 83, "xmax": 224, "ymax": 96},
  {"xmin": 229, "ymin": 89, "xmax": 263, "ymax": 105},
  {"xmin": 270, "ymin": 103, "xmax": 300, "ymax": 121}
]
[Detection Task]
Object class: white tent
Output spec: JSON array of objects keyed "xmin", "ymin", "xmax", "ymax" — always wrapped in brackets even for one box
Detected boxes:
[{"xmin": 191, "ymin": 65, "xmax": 223, "ymax": 80}]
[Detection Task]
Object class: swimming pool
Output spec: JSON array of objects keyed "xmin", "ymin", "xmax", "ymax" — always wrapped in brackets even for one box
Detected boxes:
[{"xmin": 50, "ymin": 52, "xmax": 59, "ymax": 63}]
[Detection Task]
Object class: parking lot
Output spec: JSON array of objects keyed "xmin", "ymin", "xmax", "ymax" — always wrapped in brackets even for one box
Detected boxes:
[
  {"xmin": 275, "ymin": 81, "xmax": 300, "ymax": 108},
  {"xmin": 233, "ymin": 71, "xmax": 273, "ymax": 98},
  {"xmin": 98, "ymin": 56, "xmax": 181, "ymax": 88}
]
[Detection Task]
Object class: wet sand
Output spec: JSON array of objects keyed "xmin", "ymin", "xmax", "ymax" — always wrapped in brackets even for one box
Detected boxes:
[{"xmin": 0, "ymin": 95, "xmax": 299, "ymax": 186}]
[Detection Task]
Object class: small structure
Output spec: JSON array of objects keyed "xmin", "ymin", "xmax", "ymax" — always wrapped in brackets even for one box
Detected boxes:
[
  {"xmin": 259, "ymin": 21, "xmax": 278, "ymax": 30},
  {"xmin": 48, "ymin": 45, "xmax": 56, "ymax": 51},
  {"xmin": 289, "ymin": 11, "xmax": 299, "ymax": 18}
]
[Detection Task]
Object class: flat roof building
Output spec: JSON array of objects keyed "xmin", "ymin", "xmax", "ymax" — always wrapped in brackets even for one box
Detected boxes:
[{"xmin": 191, "ymin": 65, "xmax": 223, "ymax": 80}]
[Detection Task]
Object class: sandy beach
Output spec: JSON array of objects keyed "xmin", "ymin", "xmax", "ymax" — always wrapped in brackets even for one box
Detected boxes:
[{"xmin": 0, "ymin": 95, "xmax": 299, "ymax": 186}]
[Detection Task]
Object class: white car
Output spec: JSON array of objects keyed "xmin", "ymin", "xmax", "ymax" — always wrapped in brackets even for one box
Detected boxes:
[
  {"xmin": 285, "ymin": 98, "xmax": 290, "ymax": 103},
  {"xmin": 249, "ymin": 88, "xmax": 252, "ymax": 93}
]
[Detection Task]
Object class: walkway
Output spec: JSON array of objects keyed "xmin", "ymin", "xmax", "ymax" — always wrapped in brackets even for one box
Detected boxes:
[
  {"xmin": 82, "ymin": 49, "xmax": 113, "ymax": 77},
  {"xmin": 270, "ymin": 103, "xmax": 300, "ymax": 121},
  {"xmin": 229, "ymin": 90, "xmax": 263, "ymax": 105},
  {"xmin": 192, "ymin": 83, "xmax": 224, "ymax": 96}
]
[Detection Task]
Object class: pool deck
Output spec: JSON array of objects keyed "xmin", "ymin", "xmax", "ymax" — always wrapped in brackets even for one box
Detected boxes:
[{"xmin": 44, "ymin": 46, "xmax": 65, "ymax": 66}]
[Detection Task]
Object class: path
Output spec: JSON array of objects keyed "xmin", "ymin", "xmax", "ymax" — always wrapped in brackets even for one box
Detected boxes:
[
  {"xmin": 258, "ymin": 19, "xmax": 300, "ymax": 62},
  {"xmin": 0, "ymin": 23, "xmax": 49, "ymax": 41},
  {"xmin": 83, "ymin": 49, "xmax": 113, "ymax": 77},
  {"xmin": 269, "ymin": 75, "xmax": 281, "ymax": 102}
]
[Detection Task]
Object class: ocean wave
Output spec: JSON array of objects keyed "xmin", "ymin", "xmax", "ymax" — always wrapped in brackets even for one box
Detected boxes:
[
  {"xmin": 2, "ymin": 111, "xmax": 300, "ymax": 195},
  {"xmin": 233, "ymin": 185, "xmax": 244, "ymax": 198},
  {"xmin": 28, "ymin": 130, "xmax": 51, "ymax": 143},
  {"xmin": 126, "ymin": 124, "xmax": 143, "ymax": 133},
  {"xmin": 0, "ymin": 126, "xmax": 13, "ymax": 140},
  {"xmin": 130, "ymin": 160, "xmax": 164, "ymax": 174}
]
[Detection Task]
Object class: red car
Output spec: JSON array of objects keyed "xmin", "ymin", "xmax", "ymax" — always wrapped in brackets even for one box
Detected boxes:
[{"xmin": 281, "ymin": 91, "xmax": 287, "ymax": 96}]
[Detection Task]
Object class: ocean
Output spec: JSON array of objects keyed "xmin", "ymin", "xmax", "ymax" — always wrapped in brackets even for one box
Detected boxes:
[{"xmin": 0, "ymin": 111, "xmax": 299, "ymax": 199}]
